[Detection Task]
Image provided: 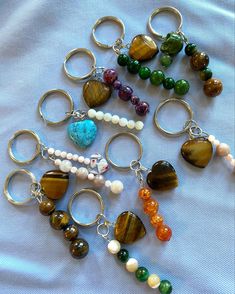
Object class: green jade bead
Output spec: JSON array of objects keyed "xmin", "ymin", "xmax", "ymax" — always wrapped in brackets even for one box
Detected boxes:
[
  {"xmin": 185, "ymin": 43, "xmax": 197, "ymax": 56},
  {"xmin": 117, "ymin": 249, "xmax": 129, "ymax": 263},
  {"xmin": 160, "ymin": 33, "xmax": 183, "ymax": 55},
  {"xmin": 135, "ymin": 266, "xmax": 149, "ymax": 282},
  {"xmin": 160, "ymin": 54, "xmax": 173, "ymax": 68},
  {"xmin": 174, "ymin": 79, "xmax": 190, "ymax": 95},
  {"xmin": 117, "ymin": 54, "xmax": 129, "ymax": 66},
  {"xmin": 163, "ymin": 77, "xmax": 175, "ymax": 90},
  {"xmin": 138, "ymin": 66, "xmax": 151, "ymax": 80},
  {"xmin": 200, "ymin": 67, "xmax": 213, "ymax": 81},
  {"xmin": 150, "ymin": 70, "xmax": 165, "ymax": 86},
  {"xmin": 127, "ymin": 59, "xmax": 141, "ymax": 74},
  {"xmin": 159, "ymin": 280, "xmax": 173, "ymax": 294}
]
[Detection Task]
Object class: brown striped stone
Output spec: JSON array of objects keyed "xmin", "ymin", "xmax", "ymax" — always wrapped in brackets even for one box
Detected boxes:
[
  {"xmin": 40, "ymin": 170, "xmax": 69, "ymax": 200},
  {"xmin": 129, "ymin": 34, "xmax": 158, "ymax": 61},
  {"xmin": 181, "ymin": 138, "xmax": 213, "ymax": 168},
  {"xmin": 83, "ymin": 80, "xmax": 112, "ymax": 108},
  {"xmin": 146, "ymin": 161, "xmax": 178, "ymax": 191},
  {"xmin": 114, "ymin": 211, "xmax": 146, "ymax": 244}
]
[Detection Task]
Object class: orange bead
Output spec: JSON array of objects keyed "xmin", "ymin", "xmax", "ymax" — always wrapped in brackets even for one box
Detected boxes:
[
  {"xmin": 150, "ymin": 214, "xmax": 164, "ymax": 228},
  {"xmin": 143, "ymin": 198, "xmax": 159, "ymax": 215},
  {"xmin": 138, "ymin": 187, "xmax": 151, "ymax": 201},
  {"xmin": 156, "ymin": 224, "xmax": 172, "ymax": 241}
]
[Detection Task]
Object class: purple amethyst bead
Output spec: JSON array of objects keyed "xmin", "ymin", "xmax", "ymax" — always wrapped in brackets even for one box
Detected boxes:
[
  {"xmin": 135, "ymin": 101, "xmax": 150, "ymax": 116},
  {"xmin": 118, "ymin": 85, "xmax": 133, "ymax": 101},
  {"xmin": 130, "ymin": 95, "xmax": 140, "ymax": 105},
  {"xmin": 113, "ymin": 80, "xmax": 122, "ymax": 90},
  {"xmin": 103, "ymin": 69, "xmax": 118, "ymax": 85}
]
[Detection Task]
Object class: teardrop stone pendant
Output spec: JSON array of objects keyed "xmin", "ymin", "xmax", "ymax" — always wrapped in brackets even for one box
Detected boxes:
[
  {"xmin": 181, "ymin": 138, "xmax": 213, "ymax": 168},
  {"xmin": 114, "ymin": 211, "xmax": 146, "ymax": 244}
]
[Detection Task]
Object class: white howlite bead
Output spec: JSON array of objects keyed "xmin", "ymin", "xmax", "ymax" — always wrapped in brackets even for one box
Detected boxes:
[
  {"xmin": 48, "ymin": 148, "xmax": 54, "ymax": 155},
  {"xmin": 208, "ymin": 135, "xmax": 215, "ymax": 143},
  {"xmin": 104, "ymin": 113, "xmax": 112, "ymax": 122},
  {"xmin": 110, "ymin": 180, "xmax": 124, "ymax": 194},
  {"xmin": 61, "ymin": 151, "xmax": 67, "ymax": 158},
  {"xmin": 59, "ymin": 160, "xmax": 72, "ymax": 173},
  {"xmin": 135, "ymin": 121, "xmax": 144, "ymax": 131},
  {"xmin": 78, "ymin": 156, "xmax": 85, "ymax": 163},
  {"xmin": 76, "ymin": 167, "xmax": 88, "ymax": 179},
  {"xmin": 72, "ymin": 154, "xmax": 79, "ymax": 161},
  {"xmin": 67, "ymin": 153, "xmax": 73, "ymax": 160},
  {"xmin": 88, "ymin": 173, "xmax": 95, "ymax": 180},
  {"xmin": 225, "ymin": 154, "xmax": 233, "ymax": 161},
  {"xmin": 126, "ymin": 258, "xmax": 138, "ymax": 272},
  {"xmin": 119, "ymin": 118, "xmax": 128, "ymax": 127},
  {"xmin": 213, "ymin": 139, "xmax": 220, "ymax": 147},
  {"xmin": 111, "ymin": 115, "xmax": 120, "ymax": 124},
  {"xmin": 147, "ymin": 274, "xmax": 161, "ymax": 289},
  {"xmin": 88, "ymin": 109, "xmax": 96, "ymax": 118},
  {"xmin": 216, "ymin": 143, "xmax": 230, "ymax": 157},
  {"xmin": 107, "ymin": 240, "xmax": 121, "ymax": 254},
  {"xmin": 105, "ymin": 180, "xmax": 112, "ymax": 188},
  {"xmin": 127, "ymin": 120, "xmax": 135, "ymax": 129},
  {"xmin": 55, "ymin": 150, "xmax": 61, "ymax": 157},
  {"xmin": 70, "ymin": 166, "xmax": 77, "ymax": 174},
  {"xmin": 96, "ymin": 111, "xmax": 104, "ymax": 120},
  {"xmin": 84, "ymin": 158, "xmax": 91, "ymax": 165},
  {"xmin": 54, "ymin": 159, "xmax": 61, "ymax": 166}
]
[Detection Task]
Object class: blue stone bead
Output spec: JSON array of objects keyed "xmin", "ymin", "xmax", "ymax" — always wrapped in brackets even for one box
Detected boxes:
[{"xmin": 68, "ymin": 120, "xmax": 97, "ymax": 149}]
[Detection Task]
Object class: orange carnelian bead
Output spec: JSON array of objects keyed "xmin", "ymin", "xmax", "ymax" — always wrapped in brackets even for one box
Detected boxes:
[
  {"xmin": 150, "ymin": 214, "xmax": 164, "ymax": 228},
  {"xmin": 138, "ymin": 187, "xmax": 151, "ymax": 201},
  {"xmin": 156, "ymin": 224, "xmax": 172, "ymax": 241},
  {"xmin": 143, "ymin": 198, "xmax": 159, "ymax": 215}
]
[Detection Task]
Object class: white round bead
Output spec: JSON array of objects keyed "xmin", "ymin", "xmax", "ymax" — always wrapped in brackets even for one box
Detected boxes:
[
  {"xmin": 111, "ymin": 115, "xmax": 120, "ymax": 124},
  {"xmin": 76, "ymin": 167, "xmax": 88, "ymax": 179},
  {"xmin": 104, "ymin": 113, "xmax": 112, "ymax": 122},
  {"xmin": 213, "ymin": 139, "xmax": 220, "ymax": 147},
  {"xmin": 105, "ymin": 180, "xmax": 112, "ymax": 188},
  {"xmin": 59, "ymin": 160, "xmax": 72, "ymax": 172},
  {"xmin": 107, "ymin": 240, "xmax": 121, "ymax": 254},
  {"xmin": 72, "ymin": 154, "xmax": 79, "ymax": 161},
  {"xmin": 70, "ymin": 166, "xmax": 77, "ymax": 174},
  {"xmin": 78, "ymin": 156, "xmax": 85, "ymax": 163},
  {"xmin": 55, "ymin": 150, "xmax": 61, "ymax": 157},
  {"xmin": 135, "ymin": 121, "xmax": 144, "ymax": 131},
  {"xmin": 88, "ymin": 173, "xmax": 95, "ymax": 180},
  {"xmin": 48, "ymin": 148, "xmax": 54, "ymax": 155},
  {"xmin": 87, "ymin": 109, "xmax": 96, "ymax": 118},
  {"xmin": 119, "ymin": 118, "xmax": 128, "ymax": 127},
  {"xmin": 54, "ymin": 159, "xmax": 61, "ymax": 166},
  {"xmin": 66, "ymin": 153, "xmax": 73, "ymax": 160},
  {"xmin": 208, "ymin": 135, "xmax": 215, "ymax": 143},
  {"xmin": 225, "ymin": 154, "xmax": 233, "ymax": 161},
  {"xmin": 147, "ymin": 274, "xmax": 161, "ymax": 289},
  {"xmin": 61, "ymin": 151, "xmax": 67, "ymax": 158},
  {"xmin": 126, "ymin": 258, "xmax": 138, "ymax": 272},
  {"xmin": 110, "ymin": 180, "xmax": 124, "ymax": 194},
  {"xmin": 94, "ymin": 175, "xmax": 105, "ymax": 187},
  {"xmin": 96, "ymin": 111, "xmax": 104, "ymax": 120},
  {"xmin": 216, "ymin": 143, "xmax": 230, "ymax": 157},
  {"xmin": 84, "ymin": 158, "xmax": 91, "ymax": 165},
  {"xmin": 127, "ymin": 120, "xmax": 135, "ymax": 129}
]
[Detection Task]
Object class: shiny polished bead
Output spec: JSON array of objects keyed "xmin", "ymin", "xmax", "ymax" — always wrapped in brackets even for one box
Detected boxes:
[
  {"xmin": 185, "ymin": 43, "xmax": 197, "ymax": 56},
  {"xmin": 148, "ymin": 274, "xmax": 161, "ymax": 289},
  {"xmin": 77, "ymin": 167, "xmax": 88, "ymax": 179},
  {"xmin": 130, "ymin": 95, "xmax": 140, "ymax": 105},
  {"xmin": 160, "ymin": 54, "xmax": 173, "ymax": 68},
  {"xmin": 70, "ymin": 238, "xmax": 89, "ymax": 259},
  {"xmin": 110, "ymin": 180, "xmax": 124, "ymax": 194},
  {"xmin": 103, "ymin": 69, "xmax": 118, "ymax": 85},
  {"xmin": 159, "ymin": 280, "xmax": 173, "ymax": 294},
  {"xmin": 59, "ymin": 160, "xmax": 72, "ymax": 173},
  {"xmin": 160, "ymin": 33, "xmax": 183, "ymax": 55},
  {"xmin": 135, "ymin": 267, "xmax": 149, "ymax": 282},
  {"xmin": 118, "ymin": 85, "xmax": 133, "ymax": 101},
  {"xmin": 190, "ymin": 52, "xmax": 209, "ymax": 71},
  {"xmin": 127, "ymin": 120, "xmax": 135, "ymax": 129},
  {"xmin": 104, "ymin": 113, "xmax": 112, "ymax": 122},
  {"xmin": 87, "ymin": 109, "xmax": 96, "ymax": 118},
  {"xmin": 150, "ymin": 214, "xmax": 164, "ymax": 228},
  {"xmin": 64, "ymin": 224, "xmax": 79, "ymax": 241},
  {"xmin": 216, "ymin": 143, "xmax": 230, "ymax": 157},
  {"xmin": 174, "ymin": 79, "xmax": 190, "ymax": 95},
  {"xmin": 39, "ymin": 199, "xmax": 55, "ymax": 216},
  {"xmin": 126, "ymin": 258, "xmax": 138, "ymax": 272},
  {"xmin": 117, "ymin": 54, "xmax": 129, "ymax": 66},
  {"xmin": 150, "ymin": 70, "xmax": 165, "ymax": 86},
  {"xmin": 50, "ymin": 210, "xmax": 70, "ymax": 230},
  {"xmin": 83, "ymin": 80, "xmax": 111, "ymax": 108},
  {"xmin": 143, "ymin": 199, "xmax": 159, "ymax": 215},
  {"xmin": 108, "ymin": 240, "xmax": 121, "ymax": 254},
  {"xmin": 113, "ymin": 79, "xmax": 122, "ymax": 90},
  {"xmin": 117, "ymin": 249, "xmax": 129, "ymax": 263},
  {"xmin": 127, "ymin": 59, "xmax": 141, "ymax": 74},
  {"xmin": 203, "ymin": 78, "xmax": 223, "ymax": 97},
  {"xmin": 200, "ymin": 68, "xmax": 213, "ymax": 81},
  {"xmin": 135, "ymin": 121, "xmax": 144, "ymax": 130},
  {"xmin": 129, "ymin": 34, "xmax": 158, "ymax": 61},
  {"xmin": 135, "ymin": 101, "xmax": 149, "ymax": 116},
  {"xmin": 95, "ymin": 111, "xmax": 104, "ymax": 120},
  {"xmin": 111, "ymin": 115, "xmax": 120, "ymax": 124},
  {"xmin": 93, "ymin": 175, "xmax": 105, "ymax": 187},
  {"xmin": 138, "ymin": 67, "xmax": 151, "ymax": 80},
  {"xmin": 138, "ymin": 187, "xmax": 151, "ymax": 201},
  {"xmin": 119, "ymin": 118, "xmax": 128, "ymax": 127},
  {"xmin": 163, "ymin": 77, "xmax": 175, "ymax": 90},
  {"xmin": 156, "ymin": 224, "xmax": 172, "ymax": 241}
]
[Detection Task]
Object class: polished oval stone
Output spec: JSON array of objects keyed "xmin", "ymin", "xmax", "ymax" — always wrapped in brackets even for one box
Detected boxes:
[
  {"xmin": 114, "ymin": 211, "xmax": 146, "ymax": 244},
  {"xmin": 181, "ymin": 138, "xmax": 213, "ymax": 168},
  {"xmin": 40, "ymin": 170, "xmax": 69, "ymax": 200},
  {"xmin": 83, "ymin": 80, "xmax": 112, "ymax": 108},
  {"xmin": 146, "ymin": 161, "xmax": 178, "ymax": 191},
  {"xmin": 160, "ymin": 33, "xmax": 183, "ymax": 56},
  {"xmin": 129, "ymin": 34, "xmax": 158, "ymax": 61}
]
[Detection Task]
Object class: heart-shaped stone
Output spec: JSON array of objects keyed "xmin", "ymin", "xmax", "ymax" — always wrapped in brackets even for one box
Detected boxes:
[
  {"xmin": 146, "ymin": 160, "xmax": 178, "ymax": 191},
  {"xmin": 83, "ymin": 80, "xmax": 112, "ymax": 108},
  {"xmin": 181, "ymin": 138, "xmax": 213, "ymax": 168},
  {"xmin": 68, "ymin": 120, "xmax": 97, "ymax": 149},
  {"xmin": 114, "ymin": 211, "xmax": 146, "ymax": 244},
  {"xmin": 129, "ymin": 34, "xmax": 159, "ymax": 61}
]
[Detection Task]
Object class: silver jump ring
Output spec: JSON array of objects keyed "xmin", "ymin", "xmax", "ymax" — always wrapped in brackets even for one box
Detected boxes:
[
  {"xmin": 68, "ymin": 189, "xmax": 105, "ymax": 227},
  {"xmin": 148, "ymin": 6, "xmax": 183, "ymax": 40},
  {"xmin": 92, "ymin": 16, "xmax": 125, "ymax": 49},
  {"xmin": 4, "ymin": 169, "xmax": 37, "ymax": 205},
  {"xmin": 8, "ymin": 130, "xmax": 42, "ymax": 165},
  {"xmin": 105, "ymin": 132, "xmax": 143, "ymax": 170},
  {"xmin": 63, "ymin": 48, "xmax": 96, "ymax": 81},
  {"xmin": 38, "ymin": 89, "xmax": 74, "ymax": 126},
  {"xmin": 154, "ymin": 98, "xmax": 194, "ymax": 137}
]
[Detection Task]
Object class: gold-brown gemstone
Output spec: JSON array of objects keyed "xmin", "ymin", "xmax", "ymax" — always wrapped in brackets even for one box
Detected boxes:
[
  {"xmin": 114, "ymin": 211, "xmax": 146, "ymax": 244},
  {"xmin": 83, "ymin": 80, "xmax": 112, "ymax": 108},
  {"xmin": 129, "ymin": 34, "xmax": 159, "ymax": 61},
  {"xmin": 181, "ymin": 138, "xmax": 213, "ymax": 168},
  {"xmin": 50, "ymin": 210, "xmax": 70, "ymax": 230},
  {"xmin": 39, "ymin": 199, "xmax": 55, "ymax": 216},
  {"xmin": 64, "ymin": 224, "xmax": 79, "ymax": 241},
  {"xmin": 40, "ymin": 170, "xmax": 69, "ymax": 200},
  {"xmin": 203, "ymin": 78, "xmax": 223, "ymax": 97}
]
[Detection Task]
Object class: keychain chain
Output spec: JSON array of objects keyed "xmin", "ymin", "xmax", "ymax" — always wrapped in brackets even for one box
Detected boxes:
[
  {"xmin": 130, "ymin": 160, "xmax": 150, "ymax": 187},
  {"xmin": 184, "ymin": 119, "xmax": 209, "ymax": 139}
]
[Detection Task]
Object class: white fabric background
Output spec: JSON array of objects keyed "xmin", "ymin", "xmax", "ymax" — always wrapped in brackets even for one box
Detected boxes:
[{"xmin": 0, "ymin": 1, "xmax": 234, "ymax": 293}]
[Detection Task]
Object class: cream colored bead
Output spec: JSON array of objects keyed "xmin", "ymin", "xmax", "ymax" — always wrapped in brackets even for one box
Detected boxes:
[
  {"xmin": 135, "ymin": 121, "xmax": 144, "ymax": 131},
  {"xmin": 126, "ymin": 258, "xmax": 138, "ymax": 272},
  {"xmin": 48, "ymin": 148, "xmax": 54, "ymax": 155},
  {"xmin": 110, "ymin": 180, "xmax": 124, "ymax": 194},
  {"xmin": 78, "ymin": 156, "xmax": 84, "ymax": 163},
  {"xmin": 147, "ymin": 274, "xmax": 161, "ymax": 289},
  {"xmin": 119, "ymin": 118, "xmax": 128, "ymax": 127},
  {"xmin": 213, "ymin": 139, "xmax": 220, "ymax": 147},
  {"xmin": 55, "ymin": 150, "xmax": 61, "ymax": 157},
  {"xmin": 72, "ymin": 154, "xmax": 79, "ymax": 161},
  {"xmin": 84, "ymin": 158, "xmax": 90, "ymax": 165},
  {"xmin": 70, "ymin": 167, "xmax": 77, "ymax": 174},
  {"xmin": 61, "ymin": 151, "xmax": 67, "ymax": 158},
  {"xmin": 208, "ymin": 135, "xmax": 215, "ymax": 143},
  {"xmin": 59, "ymin": 160, "xmax": 72, "ymax": 172},
  {"xmin": 107, "ymin": 240, "xmax": 121, "ymax": 254},
  {"xmin": 225, "ymin": 154, "xmax": 233, "ymax": 161},
  {"xmin": 216, "ymin": 143, "xmax": 230, "ymax": 157},
  {"xmin": 76, "ymin": 167, "xmax": 88, "ymax": 179},
  {"xmin": 104, "ymin": 113, "xmax": 112, "ymax": 122},
  {"xmin": 105, "ymin": 180, "xmax": 112, "ymax": 188},
  {"xmin": 66, "ymin": 153, "xmax": 73, "ymax": 160},
  {"xmin": 127, "ymin": 120, "xmax": 135, "ymax": 129},
  {"xmin": 111, "ymin": 115, "xmax": 120, "ymax": 124},
  {"xmin": 54, "ymin": 159, "xmax": 61, "ymax": 166},
  {"xmin": 87, "ymin": 109, "xmax": 96, "ymax": 118},
  {"xmin": 96, "ymin": 111, "xmax": 104, "ymax": 120},
  {"xmin": 88, "ymin": 173, "xmax": 95, "ymax": 180}
]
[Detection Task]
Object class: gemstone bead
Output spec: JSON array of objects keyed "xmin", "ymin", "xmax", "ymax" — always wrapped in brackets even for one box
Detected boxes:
[
  {"xmin": 163, "ymin": 77, "xmax": 175, "ymax": 90},
  {"xmin": 148, "ymin": 274, "xmax": 161, "ymax": 289},
  {"xmin": 113, "ymin": 80, "xmax": 122, "ymax": 90},
  {"xmin": 64, "ymin": 224, "xmax": 79, "ymax": 241},
  {"xmin": 160, "ymin": 33, "xmax": 183, "ymax": 55},
  {"xmin": 150, "ymin": 214, "xmax": 164, "ymax": 228},
  {"xmin": 139, "ymin": 66, "xmax": 151, "ymax": 80},
  {"xmin": 160, "ymin": 54, "xmax": 173, "ymax": 67},
  {"xmin": 216, "ymin": 143, "xmax": 230, "ymax": 157},
  {"xmin": 185, "ymin": 43, "xmax": 197, "ymax": 56},
  {"xmin": 127, "ymin": 59, "xmax": 141, "ymax": 74},
  {"xmin": 126, "ymin": 258, "xmax": 139, "ymax": 272},
  {"xmin": 159, "ymin": 280, "xmax": 173, "ymax": 294},
  {"xmin": 190, "ymin": 52, "xmax": 209, "ymax": 71},
  {"xmin": 108, "ymin": 240, "xmax": 121, "ymax": 254},
  {"xmin": 103, "ymin": 69, "xmax": 118, "ymax": 85},
  {"xmin": 70, "ymin": 238, "xmax": 89, "ymax": 259},
  {"xmin": 174, "ymin": 79, "xmax": 190, "ymax": 95},
  {"xmin": 156, "ymin": 224, "xmax": 172, "ymax": 241},
  {"xmin": 135, "ymin": 267, "xmax": 149, "ymax": 282},
  {"xmin": 203, "ymin": 78, "xmax": 223, "ymax": 97},
  {"xmin": 118, "ymin": 85, "xmax": 133, "ymax": 101},
  {"xmin": 138, "ymin": 187, "xmax": 151, "ymax": 201},
  {"xmin": 130, "ymin": 95, "xmax": 140, "ymax": 105},
  {"xmin": 117, "ymin": 249, "xmax": 129, "ymax": 263},
  {"xmin": 50, "ymin": 210, "xmax": 70, "ymax": 230},
  {"xmin": 143, "ymin": 199, "xmax": 159, "ymax": 215},
  {"xmin": 39, "ymin": 199, "xmax": 55, "ymax": 216},
  {"xmin": 150, "ymin": 70, "xmax": 165, "ymax": 86},
  {"xmin": 135, "ymin": 101, "xmax": 150, "ymax": 116},
  {"xmin": 200, "ymin": 68, "xmax": 213, "ymax": 81},
  {"xmin": 117, "ymin": 54, "xmax": 129, "ymax": 66}
]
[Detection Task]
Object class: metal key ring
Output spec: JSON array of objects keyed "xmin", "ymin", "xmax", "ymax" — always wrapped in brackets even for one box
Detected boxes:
[
  {"xmin": 38, "ymin": 89, "xmax": 74, "ymax": 126},
  {"xmin": 68, "ymin": 189, "xmax": 105, "ymax": 227},
  {"xmin": 92, "ymin": 16, "xmax": 125, "ymax": 49},
  {"xmin": 4, "ymin": 169, "xmax": 37, "ymax": 205},
  {"xmin": 63, "ymin": 48, "xmax": 96, "ymax": 81},
  {"xmin": 154, "ymin": 98, "xmax": 194, "ymax": 137},
  {"xmin": 8, "ymin": 130, "xmax": 42, "ymax": 165},
  {"xmin": 148, "ymin": 6, "xmax": 183, "ymax": 40},
  {"xmin": 105, "ymin": 132, "xmax": 143, "ymax": 170}
]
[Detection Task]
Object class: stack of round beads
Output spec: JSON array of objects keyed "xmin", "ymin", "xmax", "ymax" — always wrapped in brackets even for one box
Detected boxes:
[
  {"xmin": 107, "ymin": 239, "xmax": 172, "ymax": 293},
  {"xmin": 139, "ymin": 187, "xmax": 172, "ymax": 241}
]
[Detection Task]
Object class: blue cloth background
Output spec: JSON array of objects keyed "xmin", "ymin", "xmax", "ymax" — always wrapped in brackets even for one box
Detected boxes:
[{"xmin": 0, "ymin": 1, "xmax": 234, "ymax": 293}]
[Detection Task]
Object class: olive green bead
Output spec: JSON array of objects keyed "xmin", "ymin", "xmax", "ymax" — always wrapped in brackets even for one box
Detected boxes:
[
  {"xmin": 138, "ymin": 66, "xmax": 151, "ymax": 80},
  {"xmin": 185, "ymin": 43, "xmax": 197, "ymax": 56},
  {"xmin": 200, "ymin": 67, "xmax": 213, "ymax": 81},
  {"xmin": 135, "ymin": 266, "xmax": 149, "ymax": 282},
  {"xmin": 160, "ymin": 33, "xmax": 183, "ymax": 55},
  {"xmin": 159, "ymin": 280, "xmax": 173, "ymax": 294},
  {"xmin": 174, "ymin": 79, "xmax": 190, "ymax": 95},
  {"xmin": 150, "ymin": 70, "xmax": 165, "ymax": 86},
  {"xmin": 163, "ymin": 77, "xmax": 175, "ymax": 90},
  {"xmin": 127, "ymin": 59, "xmax": 141, "ymax": 74},
  {"xmin": 160, "ymin": 54, "xmax": 173, "ymax": 68},
  {"xmin": 117, "ymin": 249, "xmax": 129, "ymax": 263},
  {"xmin": 117, "ymin": 54, "xmax": 129, "ymax": 66}
]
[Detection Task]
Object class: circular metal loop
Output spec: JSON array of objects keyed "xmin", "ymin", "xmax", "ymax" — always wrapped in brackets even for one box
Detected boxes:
[
  {"xmin": 148, "ymin": 6, "xmax": 183, "ymax": 40},
  {"xmin": 63, "ymin": 48, "xmax": 96, "ymax": 81},
  {"xmin": 38, "ymin": 89, "xmax": 74, "ymax": 126},
  {"xmin": 154, "ymin": 98, "xmax": 194, "ymax": 137},
  {"xmin": 105, "ymin": 132, "xmax": 143, "ymax": 170},
  {"xmin": 92, "ymin": 16, "xmax": 125, "ymax": 49},
  {"xmin": 68, "ymin": 189, "xmax": 105, "ymax": 227},
  {"xmin": 8, "ymin": 130, "xmax": 42, "ymax": 165},
  {"xmin": 3, "ymin": 169, "xmax": 37, "ymax": 206}
]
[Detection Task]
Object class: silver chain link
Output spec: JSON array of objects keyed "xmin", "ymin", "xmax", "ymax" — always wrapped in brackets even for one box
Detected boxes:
[
  {"xmin": 130, "ymin": 160, "xmax": 149, "ymax": 187},
  {"xmin": 184, "ymin": 119, "xmax": 209, "ymax": 139}
]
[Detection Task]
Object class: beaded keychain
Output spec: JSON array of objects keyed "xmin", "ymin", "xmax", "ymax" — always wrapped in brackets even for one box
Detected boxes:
[
  {"xmin": 105, "ymin": 132, "xmax": 179, "ymax": 241},
  {"xmin": 38, "ymin": 89, "xmax": 144, "ymax": 149},
  {"xmin": 63, "ymin": 48, "xmax": 150, "ymax": 116},
  {"xmin": 92, "ymin": 16, "xmax": 190, "ymax": 96},
  {"xmin": 148, "ymin": 6, "xmax": 223, "ymax": 97},
  {"xmin": 8, "ymin": 129, "xmax": 124, "ymax": 194},
  {"xmin": 3, "ymin": 169, "xmax": 89, "ymax": 259},
  {"xmin": 68, "ymin": 188, "xmax": 173, "ymax": 293},
  {"xmin": 154, "ymin": 98, "xmax": 234, "ymax": 171}
]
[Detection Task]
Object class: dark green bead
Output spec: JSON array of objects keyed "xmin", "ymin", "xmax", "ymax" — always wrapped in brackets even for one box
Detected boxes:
[
  {"xmin": 185, "ymin": 43, "xmax": 197, "ymax": 56},
  {"xmin": 138, "ymin": 66, "xmax": 151, "ymax": 80},
  {"xmin": 117, "ymin": 54, "xmax": 129, "ymax": 66},
  {"xmin": 159, "ymin": 280, "xmax": 172, "ymax": 294},
  {"xmin": 163, "ymin": 77, "xmax": 175, "ymax": 90},
  {"xmin": 117, "ymin": 249, "xmax": 129, "ymax": 263},
  {"xmin": 135, "ymin": 266, "xmax": 149, "ymax": 282},
  {"xmin": 127, "ymin": 59, "xmax": 141, "ymax": 74},
  {"xmin": 150, "ymin": 70, "xmax": 165, "ymax": 86},
  {"xmin": 160, "ymin": 33, "xmax": 183, "ymax": 55},
  {"xmin": 174, "ymin": 79, "xmax": 190, "ymax": 95},
  {"xmin": 200, "ymin": 67, "xmax": 213, "ymax": 81},
  {"xmin": 160, "ymin": 54, "xmax": 173, "ymax": 68}
]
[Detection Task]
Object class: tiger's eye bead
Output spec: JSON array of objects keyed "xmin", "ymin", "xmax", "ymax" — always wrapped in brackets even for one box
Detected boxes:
[
  {"xmin": 203, "ymin": 78, "xmax": 223, "ymax": 97},
  {"xmin": 185, "ymin": 43, "xmax": 197, "ymax": 56},
  {"xmin": 39, "ymin": 199, "xmax": 55, "ymax": 216},
  {"xmin": 150, "ymin": 214, "xmax": 164, "ymax": 228},
  {"xmin": 156, "ymin": 224, "xmax": 172, "ymax": 241},
  {"xmin": 190, "ymin": 52, "xmax": 209, "ymax": 71},
  {"xmin": 64, "ymin": 224, "xmax": 79, "ymax": 241},
  {"xmin": 138, "ymin": 187, "xmax": 151, "ymax": 201},
  {"xmin": 160, "ymin": 54, "xmax": 173, "ymax": 68},
  {"xmin": 135, "ymin": 267, "xmax": 149, "ymax": 282},
  {"xmin": 174, "ymin": 79, "xmax": 190, "ymax": 95},
  {"xmin": 117, "ymin": 54, "xmax": 129, "ymax": 66},
  {"xmin": 127, "ymin": 59, "xmax": 141, "ymax": 74},
  {"xmin": 50, "ymin": 210, "xmax": 69, "ymax": 230},
  {"xmin": 163, "ymin": 77, "xmax": 175, "ymax": 90},
  {"xmin": 117, "ymin": 249, "xmax": 129, "ymax": 263},
  {"xmin": 143, "ymin": 199, "xmax": 159, "ymax": 215},
  {"xmin": 138, "ymin": 66, "xmax": 151, "ymax": 80},
  {"xmin": 159, "ymin": 280, "xmax": 173, "ymax": 294},
  {"xmin": 150, "ymin": 70, "xmax": 165, "ymax": 86},
  {"xmin": 200, "ymin": 68, "xmax": 212, "ymax": 81},
  {"xmin": 70, "ymin": 238, "xmax": 89, "ymax": 259}
]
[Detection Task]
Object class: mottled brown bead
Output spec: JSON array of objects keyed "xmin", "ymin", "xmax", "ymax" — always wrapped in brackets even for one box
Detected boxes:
[
  {"xmin": 70, "ymin": 238, "xmax": 89, "ymax": 259},
  {"xmin": 203, "ymin": 78, "xmax": 223, "ymax": 97},
  {"xmin": 50, "ymin": 210, "xmax": 69, "ymax": 230},
  {"xmin": 64, "ymin": 224, "xmax": 79, "ymax": 241},
  {"xmin": 39, "ymin": 199, "xmax": 55, "ymax": 216},
  {"xmin": 190, "ymin": 52, "xmax": 209, "ymax": 71}
]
